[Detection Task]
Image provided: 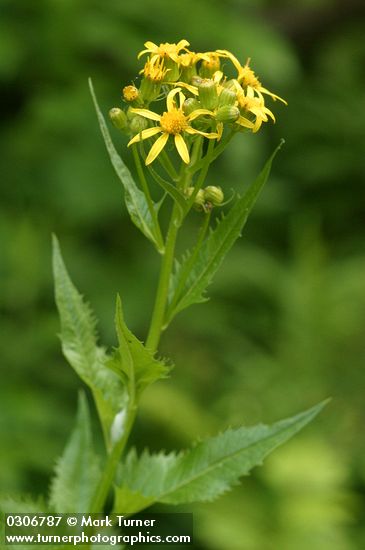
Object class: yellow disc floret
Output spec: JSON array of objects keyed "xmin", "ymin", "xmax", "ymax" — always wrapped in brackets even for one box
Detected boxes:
[
  {"xmin": 237, "ymin": 60, "xmax": 261, "ymax": 88},
  {"xmin": 142, "ymin": 57, "xmax": 169, "ymax": 82},
  {"xmin": 160, "ymin": 110, "xmax": 188, "ymax": 135}
]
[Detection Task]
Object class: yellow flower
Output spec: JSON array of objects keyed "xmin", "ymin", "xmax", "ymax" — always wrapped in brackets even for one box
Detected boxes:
[
  {"xmin": 140, "ymin": 57, "xmax": 169, "ymax": 83},
  {"xmin": 138, "ymin": 40, "xmax": 190, "ymax": 64},
  {"xmin": 234, "ymin": 83, "xmax": 275, "ymax": 132},
  {"xmin": 216, "ymin": 50, "xmax": 287, "ymax": 104},
  {"xmin": 178, "ymin": 52, "xmax": 203, "ymax": 68},
  {"xmin": 127, "ymin": 88, "xmax": 220, "ymax": 165},
  {"xmin": 123, "ymin": 85, "xmax": 139, "ymax": 102}
]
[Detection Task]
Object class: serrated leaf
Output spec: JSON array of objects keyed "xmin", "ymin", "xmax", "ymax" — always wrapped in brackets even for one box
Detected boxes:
[
  {"xmin": 52, "ymin": 235, "xmax": 127, "ymax": 447},
  {"xmin": 0, "ymin": 496, "xmax": 49, "ymax": 550},
  {"xmin": 112, "ymin": 295, "xmax": 170, "ymax": 397},
  {"xmin": 89, "ymin": 78, "xmax": 164, "ymax": 253},
  {"xmin": 114, "ymin": 400, "xmax": 327, "ymax": 513},
  {"xmin": 49, "ymin": 392, "xmax": 101, "ymax": 513},
  {"xmin": 167, "ymin": 141, "xmax": 284, "ymax": 322}
]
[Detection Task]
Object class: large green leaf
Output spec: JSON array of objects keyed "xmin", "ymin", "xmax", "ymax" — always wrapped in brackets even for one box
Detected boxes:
[
  {"xmin": 49, "ymin": 393, "xmax": 101, "ymax": 513},
  {"xmin": 89, "ymin": 78, "xmax": 164, "ymax": 253},
  {"xmin": 52, "ymin": 235, "xmax": 126, "ymax": 447},
  {"xmin": 114, "ymin": 400, "xmax": 327, "ymax": 513},
  {"xmin": 109, "ymin": 296, "xmax": 170, "ymax": 398},
  {"xmin": 166, "ymin": 141, "xmax": 284, "ymax": 322}
]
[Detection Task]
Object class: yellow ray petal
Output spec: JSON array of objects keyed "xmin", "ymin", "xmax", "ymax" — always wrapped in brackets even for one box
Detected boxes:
[
  {"xmin": 166, "ymin": 87, "xmax": 182, "ymax": 112},
  {"xmin": 265, "ymin": 108, "xmax": 276, "ymax": 122},
  {"xmin": 216, "ymin": 49, "xmax": 242, "ymax": 72},
  {"xmin": 127, "ymin": 126, "xmax": 162, "ymax": 146},
  {"xmin": 185, "ymin": 127, "xmax": 220, "ymax": 139},
  {"xmin": 169, "ymin": 81, "xmax": 198, "ymax": 95},
  {"xmin": 144, "ymin": 41, "xmax": 158, "ymax": 50},
  {"xmin": 145, "ymin": 132, "xmax": 169, "ymax": 165},
  {"xmin": 259, "ymin": 86, "xmax": 287, "ymax": 104},
  {"xmin": 137, "ymin": 42, "xmax": 157, "ymax": 59},
  {"xmin": 174, "ymin": 134, "xmax": 190, "ymax": 164},
  {"xmin": 130, "ymin": 108, "xmax": 161, "ymax": 122},
  {"xmin": 137, "ymin": 49, "xmax": 151, "ymax": 59},
  {"xmin": 213, "ymin": 70, "xmax": 224, "ymax": 84},
  {"xmin": 246, "ymin": 86, "xmax": 255, "ymax": 98},
  {"xmin": 169, "ymin": 53, "xmax": 181, "ymax": 63},
  {"xmin": 177, "ymin": 39, "xmax": 190, "ymax": 49},
  {"xmin": 237, "ymin": 116, "xmax": 254, "ymax": 129},
  {"xmin": 188, "ymin": 108, "xmax": 215, "ymax": 121}
]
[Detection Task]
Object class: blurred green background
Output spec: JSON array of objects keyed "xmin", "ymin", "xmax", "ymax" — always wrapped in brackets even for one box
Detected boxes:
[{"xmin": 1, "ymin": 0, "xmax": 365, "ymax": 548}]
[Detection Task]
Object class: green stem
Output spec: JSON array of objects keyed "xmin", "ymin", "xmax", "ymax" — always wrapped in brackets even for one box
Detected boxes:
[
  {"xmin": 160, "ymin": 149, "xmax": 179, "ymax": 181},
  {"xmin": 167, "ymin": 210, "xmax": 211, "ymax": 319},
  {"xmin": 146, "ymin": 203, "xmax": 181, "ymax": 351},
  {"xmin": 185, "ymin": 139, "xmax": 215, "ymax": 215},
  {"xmin": 191, "ymin": 129, "xmax": 235, "ymax": 174},
  {"xmin": 90, "ymin": 401, "xmax": 137, "ymax": 513},
  {"xmin": 132, "ymin": 145, "xmax": 164, "ymax": 249}
]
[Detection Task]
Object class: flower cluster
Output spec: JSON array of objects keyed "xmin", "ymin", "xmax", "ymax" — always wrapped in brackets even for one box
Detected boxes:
[{"xmin": 110, "ymin": 40, "xmax": 286, "ymax": 166}]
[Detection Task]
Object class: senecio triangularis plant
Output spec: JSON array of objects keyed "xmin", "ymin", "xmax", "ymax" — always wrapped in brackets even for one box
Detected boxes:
[{"xmin": 4, "ymin": 40, "xmax": 327, "ymax": 528}]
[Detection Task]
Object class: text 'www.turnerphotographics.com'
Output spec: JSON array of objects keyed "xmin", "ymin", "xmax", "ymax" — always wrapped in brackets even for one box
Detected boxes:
[{"xmin": 4, "ymin": 513, "xmax": 193, "ymax": 546}]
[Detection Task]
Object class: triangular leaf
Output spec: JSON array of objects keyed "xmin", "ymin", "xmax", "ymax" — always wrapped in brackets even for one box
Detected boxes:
[
  {"xmin": 89, "ymin": 78, "xmax": 164, "ymax": 253},
  {"xmin": 167, "ymin": 141, "xmax": 284, "ymax": 322},
  {"xmin": 49, "ymin": 392, "xmax": 101, "ymax": 513},
  {"xmin": 111, "ymin": 295, "xmax": 170, "ymax": 397},
  {"xmin": 52, "ymin": 235, "xmax": 127, "ymax": 447},
  {"xmin": 115, "ymin": 400, "xmax": 327, "ymax": 513}
]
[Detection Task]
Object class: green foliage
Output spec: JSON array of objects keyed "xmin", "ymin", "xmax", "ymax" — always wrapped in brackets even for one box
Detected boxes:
[
  {"xmin": 167, "ymin": 141, "xmax": 284, "ymax": 322},
  {"xmin": 109, "ymin": 295, "xmax": 170, "ymax": 399},
  {"xmin": 49, "ymin": 392, "xmax": 101, "ymax": 513},
  {"xmin": 115, "ymin": 400, "xmax": 326, "ymax": 513},
  {"xmin": 52, "ymin": 235, "xmax": 126, "ymax": 446},
  {"xmin": 0, "ymin": 495, "xmax": 50, "ymax": 550},
  {"xmin": 89, "ymin": 79, "xmax": 164, "ymax": 253}
]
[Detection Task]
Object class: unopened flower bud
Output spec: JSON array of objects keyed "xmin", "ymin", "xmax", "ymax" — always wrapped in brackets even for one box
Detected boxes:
[
  {"xmin": 123, "ymin": 85, "xmax": 139, "ymax": 102},
  {"xmin": 129, "ymin": 114, "xmax": 149, "ymax": 134},
  {"xmin": 204, "ymin": 186, "xmax": 224, "ymax": 206},
  {"xmin": 197, "ymin": 79, "xmax": 218, "ymax": 110},
  {"xmin": 164, "ymin": 58, "xmax": 180, "ymax": 82},
  {"xmin": 183, "ymin": 98, "xmax": 201, "ymax": 116},
  {"xmin": 185, "ymin": 187, "xmax": 205, "ymax": 210},
  {"xmin": 218, "ymin": 87, "xmax": 237, "ymax": 107},
  {"xmin": 216, "ymin": 105, "xmax": 240, "ymax": 123},
  {"xmin": 139, "ymin": 78, "xmax": 161, "ymax": 103},
  {"xmin": 109, "ymin": 108, "xmax": 128, "ymax": 130},
  {"xmin": 223, "ymin": 79, "xmax": 237, "ymax": 92}
]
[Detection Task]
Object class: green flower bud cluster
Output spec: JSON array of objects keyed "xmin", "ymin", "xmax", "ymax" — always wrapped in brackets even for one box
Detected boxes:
[
  {"xmin": 185, "ymin": 186, "xmax": 224, "ymax": 212},
  {"xmin": 109, "ymin": 106, "xmax": 149, "ymax": 136}
]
